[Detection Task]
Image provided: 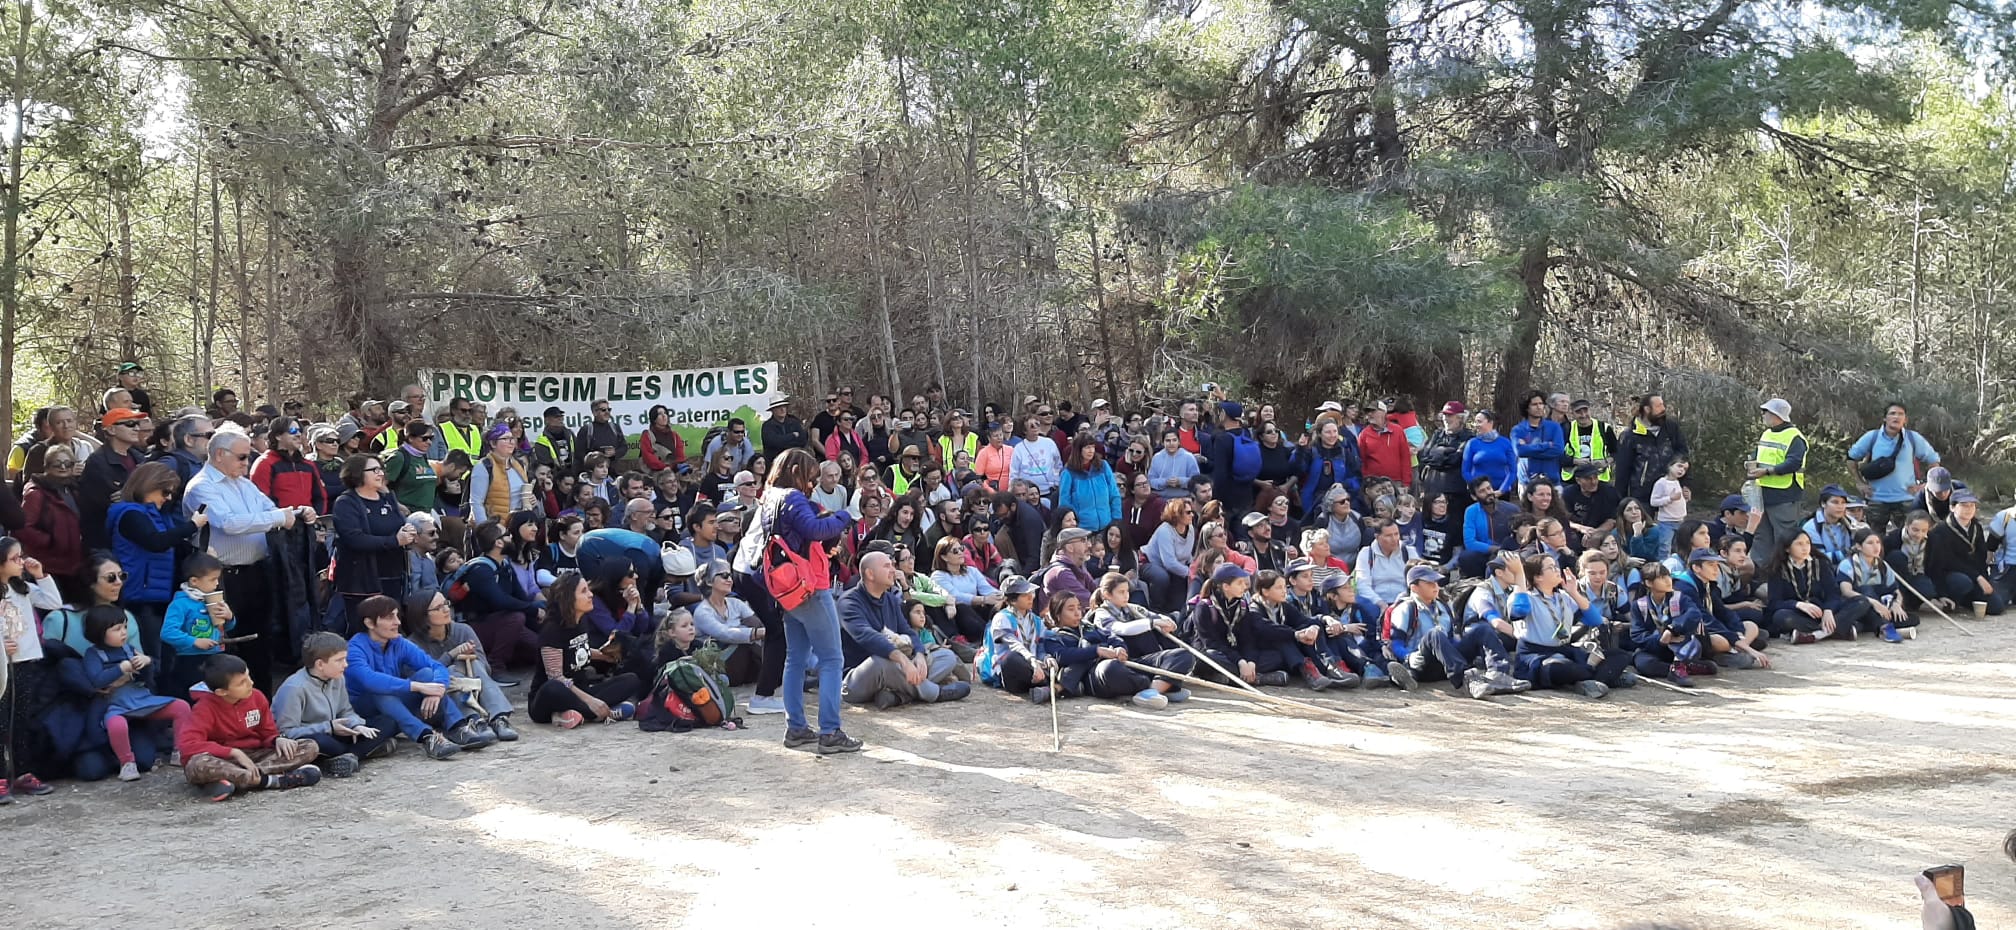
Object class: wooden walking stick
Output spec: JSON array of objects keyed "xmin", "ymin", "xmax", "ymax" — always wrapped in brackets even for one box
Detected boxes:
[
  {"xmin": 1120, "ymin": 660, "xmax": 1392, "ymax": 728},
  {"xmin": 1045, "ymin": 658, "xmax": 1062, "ymax": 752},
  {"xmin": 1157, "ymin": 630, "xmax": 1269, "ymax": 698},
  {"xmin": 1893, "ymin": 575, "xmax": 1974, "ymax": 636}
]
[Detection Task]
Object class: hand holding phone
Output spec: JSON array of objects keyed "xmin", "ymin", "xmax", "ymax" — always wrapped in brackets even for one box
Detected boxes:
[{"xmin": 1923, "ymin": 865, "xmax": 1964, "ymax": 908}]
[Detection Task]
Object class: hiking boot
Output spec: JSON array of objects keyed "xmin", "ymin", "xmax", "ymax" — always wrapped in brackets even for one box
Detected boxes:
[
  {"xmin": 365, "ymin": 739, "xmax": 397, "ymax": 760},
  {"xmin": 937, "ymin": 681, "xmax": 972, "ymax": 702},
  {"xmin": 1484, "ymin": 669, "xmax": 1531, "ymax": 695},
  {"xmin": 1132, "ymin": 688, "xmax": 1169, "ymax": 710},
  {"xmin": 327, "ymin": 753, "xmax": 361, "ymax": 778},
  {"xmin": 1790, "ymin": 630, "xmax": 1818, "ymax": 645},
  {"xmin": 873, "ymin": 690, "xmax": 903, "ymax": 710},
  {"xmin": 272, "ymin": 765, "xmax": 321, "ymax": 790},
  {"xmin": 1684, "ymin": 660, "xmax": 1719, "ymax": 678},
  {"xmin": 1301, "ymin": 661, "xmax": 1336, "ymax": 692},
  {"xmin": 118, "ymin": 762, "xmax": 142, "ymax": 782},
  {"xmin": 817, "ymin": 729, "xmax": 865, "ymax": 754},
  {"xmin": 445, "ymin": 717, "xmax": 497, "ymax": 750},
  {"xmin": 14, "ymin": 773, "xmax": 52, "ymax": 796},
  {"xmin": 1362, "ymin": 664, "xmax": 1390, "ymax": 685},
  {"xmin": 1028, "ymin": 686, "xmax": 1052, "ymax": 705},
  {"xmin": 1386, "ymin": 661, "xmax": 1419, "ymax": 692},
  {"xmin": 1669, "ymin": 663, "xmax": 1696, "ymax": 688},
  {"xmin": 1616, "ymin": 668, "xmax": 1641, "ymax": 688},
  {"xmin": 421, "ymin": 732, "xmax": 462, "ymax": 761},
  {"xmin": 784, "ymin": 727, "xmax": 821, "ymax": 751},
  {"xmin": 746, "ymin": 694, "xmax": 787, "ymax": 715},
  {"xmin": 1573, "ymin": 680, "xmax": 1610, "ymax": 699},
  {"xmin": 200, "ymin": 780, "xmax": 234, "ymax": 802},
  {"xmin": 1255, "ymin": 671, "xmax": 1291, "ymax": 687},
  {"xmin": 1163, "ymin": 687, "xmax": 1191, "ymax": 703},
  {"xmin": 1881, "ymin": 623, "xmax": 1903, "ymax": 644},
  {"xmin": 488, "ymin": 715, "xmax": 520, "ymax": 742}
]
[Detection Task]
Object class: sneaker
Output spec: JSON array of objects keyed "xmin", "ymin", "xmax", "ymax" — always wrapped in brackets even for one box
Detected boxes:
[
  {"xmin": 1465, "ymin": 675, "xmax": 1496, "ymax": 699},
  {"xmin": 1028, "ymin": 686, "xmax": 1052, "ymax": 705},
  {"xmin": 1255, "ymin": 671, "xmax": 1291, "ymax": 687},
  {"xmin": 118, "ymin": 762, "xmax": 142, "ymax": 782},
  {"xmin": 490, "ymin": 675, "xmax": 521, "ymax": 688},
  {"xmin": 1684, "ymin": 660, "xmax": 1719, "ymax": 678},
  {"xmin": 1484, "ymin": 669, "xmax": 1531, "ymax": 695},
  {"xmin": 783, "ymin": 727, "xmax": 821, "ymax": 751},
  {"xmin": 327, "ymin": 753, "xmax": 361, "ymax": 778},
  {"xmin": 609, "ymin": 701, "xmax": 637, "ymax": 723},
  {"xmin": 365, "ymin": 739, "xmax": 397, "ymax": 760},
  {"xmin": 446, "ymin": 717, "xmax": 497, "ymax": 750},
  {"xmin": 555, "ymin": 710, "xmax": 585, "ymax": 730},
  {"xmin": 1386, "ymin": 661, "xmax": 1419, "ymax": 692},
  {"xmin": 1163, "ymin": 687, "xmax": 1190, "ymax": 703},
  {"xmin": 168, "ymin": 750, "xmax": 182, "ymax": 767},
  {"xmin": 488, "ymin": 715, "xmax": 520, "ymax": 742},
  {"xmin": 273, "ymin": 765, "xmax": 322, "ymax": 790},
  {"xmin": 1301, "ymin": 661, "xmax": 1336, "ymax": 692},
  {"xmin": 1841, "ymin": 624, "xmax": 1858, "ymax": 641},
  {"xmin": 1317, "ymin": 655, "xmax": 1358, "ymax": 684},
  {"xmin": 1881, "ymin": 623, "xmax": 1903, "ymax": 644},
  {"xmin": 421, "ymin": 732, "xmax": 462, "ymax": 761},
  {"xmin": 873, "ymin": 690, "xmax": 903, "ymax": 710},
  {"xmin": 1573, "ymin": 680, "xmax": 1610, "ymax": 699},
  {"xmin": 1790, "ymin": 630, "xmax": 1818, "ymax": 645},
  {"xmin": 1132, "ymin": 689, "xmax": 1170, "ymax": 710},
  {"xmin": 14, "ymin": 773, "xmax": 52, "ymax": 796},
  {"xmin": 817, "ymin": 729, "xmax": 865, "ymax": 754},
  {"xmin": 201, "ymin": 780, "xmax": 234, "ymax": 802},
  {"xmin": 1669, "ymin": 663, "xmax": 1696, "ymax": 688},
  {"xmin": 1362, "ymin": 664, "xmax": 1390, "ymax": 684},
  {"xmin": 1616, "ymin": 668, "xmax": 1641, "ymax": 688},
  {"xmin": 0, "ymin": 781, "xmax": 11, "ymax": 805},
  {"xmin": 937, "ymin": 681, "xmax": 972, "ymax": 702},
  {"xmin": 746, "ymin": 694, "xmax": 787, "ymax": 715}
]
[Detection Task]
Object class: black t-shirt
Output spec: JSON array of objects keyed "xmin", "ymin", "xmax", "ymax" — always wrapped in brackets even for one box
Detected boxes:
[
  {"xmin": 539, "ymin": 620, "xmax": 595, "ymax": 683},
  {"xmin": 1563, "ymin": 482, "xmax": 1622, "ymax": 531}
]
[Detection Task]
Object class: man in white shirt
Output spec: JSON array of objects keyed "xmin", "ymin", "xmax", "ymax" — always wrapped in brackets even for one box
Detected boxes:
[{"xmin": 184, "ymin": 430, "xmax": 318, "ymax": 692}]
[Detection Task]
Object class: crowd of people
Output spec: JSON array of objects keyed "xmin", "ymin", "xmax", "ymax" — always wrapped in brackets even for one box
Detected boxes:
[{"xmin": 0, "ymin": 366, "xmax": 2007, "ymax": 802}]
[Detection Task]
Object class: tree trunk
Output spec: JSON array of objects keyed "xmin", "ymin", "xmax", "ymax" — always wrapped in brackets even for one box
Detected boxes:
[
  {"xmin": 963, "ymin": 116, "xmax": 983, "ymax": 413},
  {"xmin": 1492, "ymin": 238, "xmax": 1552, "ymax": 421},
  {"xmin": 188, "ymin": 133, "xmax": 203, "ymax": 399},
  {"xmin": 265, "ymin": 171, "xmax": 280, "ymax": 405},
  {"xmin": 206, "ymin": 163, "xmax": 221, "ymax": 396},
  {"xmin": 1089, "ymin": 220, "xmax": 1119, "ymax": 404},
  {"xmin": 0, "ymin": 0, "xmax": 27, "ymax": 433},
  {"xmin": 231, "ymin": 181, "xmax": 251, "ymax": 401},
  {"xmin": 860, "ymin": 145, "xmax": 903, "ymax": 405},
  {"xmin": 116, "ymin": 191, "xmax": 137, "ymax": 361}
]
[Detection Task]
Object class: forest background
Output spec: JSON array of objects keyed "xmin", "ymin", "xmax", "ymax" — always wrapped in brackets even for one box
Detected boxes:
[{"xmin": 1, "ymin": 0, "xmax": 2012, "ymax": 493}]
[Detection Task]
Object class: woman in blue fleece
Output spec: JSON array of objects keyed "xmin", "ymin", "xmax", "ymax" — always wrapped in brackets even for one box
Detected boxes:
[
  {"xmin": 1505, "ymin": 552, "xmax": 1612, "ymax": 697},
  {"xmin": 345, "ymin": 594, "xmax": 495, "ymax": 759},
  {"xmin": 744, "ymin": 448, "xmax": 860, "ymax": 754},
  {"xmin": 1461, "ymin": 410, "xmax": 1518, "ymax": 497}
]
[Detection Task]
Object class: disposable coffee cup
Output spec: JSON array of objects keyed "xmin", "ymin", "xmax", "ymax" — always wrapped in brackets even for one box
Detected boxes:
[{"xmin": 1973, "ymin": 602, "xmax": 1988, "ymax": 619}]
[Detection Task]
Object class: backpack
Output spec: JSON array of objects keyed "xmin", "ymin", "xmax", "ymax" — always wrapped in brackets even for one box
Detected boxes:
[
  {"xmin": 1228, "ymin": 431, "xmax": 1262, "ymax": 482},
  {"xmin": 444, "ymin": 557, "xmax": 487, "ymax": 606},
  {"xmin": 639, "ymin": 657, "xmax": 737, "ymax": 732}
]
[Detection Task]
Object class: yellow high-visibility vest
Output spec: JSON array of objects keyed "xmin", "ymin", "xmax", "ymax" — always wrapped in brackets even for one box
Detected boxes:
[
  {"xmin": 438, "ymin": 421, "xmax": 482, "ymax": 459},
  {"xmin": 1755, "ymin": 425, "xmax": 1806, "ymax": 490},
  {"xmin": 1562, "ymin": 421, "xmax": 1610, "ymax": 482}
]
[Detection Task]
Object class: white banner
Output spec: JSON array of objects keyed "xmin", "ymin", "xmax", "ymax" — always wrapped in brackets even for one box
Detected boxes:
[{"xmin": 419, "ymin": 363, "xmax": 783, "ymax": 444}]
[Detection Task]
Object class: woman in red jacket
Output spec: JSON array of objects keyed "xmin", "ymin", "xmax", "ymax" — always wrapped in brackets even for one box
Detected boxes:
[
  {"xmin": 251, "ymin": 417, "xmax": 328, "ymax": 513},
  {"xmin": 19, "ymin": 446, "xmax": 86, "ymax": 590},
  {"xmin": 637, "ymin": 405, "xmax": 688, "ymax": 474}
]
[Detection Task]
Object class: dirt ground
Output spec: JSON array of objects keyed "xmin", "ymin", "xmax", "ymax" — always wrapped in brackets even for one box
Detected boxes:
[{"xmin": 6, "ymin": 617, "xmax": 2013, "ymax": 930}]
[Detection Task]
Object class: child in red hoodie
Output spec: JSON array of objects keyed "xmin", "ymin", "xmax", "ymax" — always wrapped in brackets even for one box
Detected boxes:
[{"xmin": 177, "ymin": 654, "xmax": 323, "ymax": 802}]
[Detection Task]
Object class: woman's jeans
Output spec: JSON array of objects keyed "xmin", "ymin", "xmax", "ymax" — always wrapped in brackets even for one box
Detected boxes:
[{"xmin": 783, "ymin": 588, "xmax": 845, "ymax": 734}]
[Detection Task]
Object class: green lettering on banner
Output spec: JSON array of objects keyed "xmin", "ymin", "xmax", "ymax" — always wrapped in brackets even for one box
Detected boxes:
[
  {"xmin": 431, "ymin": 371, "xmax": 452, "ymax": 399},
  {"xmin": 733, "ymin": 367, "xmax": 752, "ymax": 395},
  {"xmin": 451, "ymin": 373, "xmax": 474, "ymax": 398},
  {"xmin": 667, "ymin": 371, "xmax": 695, "ymax": 397},
  {"xmin": 603, "ymin": 376, "xmax": 622, "ymax": 399},
  {"xmin": 570, "ymin": 376, "xmax": 596, "ymax": 402},
  {"xmin": 643, "ymin": 374, "xmax": 662, "ymax": 400},
  {"xmin": 752, "ymin": 366, "xmax": 770, "ymax": 394},
  {"xmin": 537, "ymin": 377, "xmax": 560, "ymax": 402},
  {"xmin": 697, "ymin": 370, "xmax": 718, "ymax": 396},
  {"xmin": 624, "ymin": 375, "xmax": 646, "ymax": 399}
]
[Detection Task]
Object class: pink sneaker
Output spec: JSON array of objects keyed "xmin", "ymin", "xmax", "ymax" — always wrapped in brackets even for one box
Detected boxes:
[{"xmin": 555, "ymin": 710, "xmax": 584, "ymax": 729}]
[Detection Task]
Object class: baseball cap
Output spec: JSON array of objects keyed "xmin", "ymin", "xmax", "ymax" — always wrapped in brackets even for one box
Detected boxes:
[
  {"xmin": 116, "ymin": 361, "xmax": 143, "ymax": 373},
  {"xmin": 1760, "ymin": 398, "xmax": 1792, "ymax": 421},
  {"xmin": 1926, "ymin": 466, "xmax": 1952, "ymax": 494},
  {"xmin": 1570, "ymin": 398, "xmax": 1592, "ymax": 411},
  {"xmin": 1952, "ymin": 488, "xmax": 1980, "ymax": 505},
  {"xmin": 388, "ymin": 400, "xmax": 411, "ymax": 414},
  {"xmin": 1091, "ymin": 399, "xmax": 1109, "ymax": 410},
  {"xmin": 1407, "ymin": 566, "xmax": 1445, "ymax": 585},
  {"xmin": 1219, "ymin": 401, "xmax": 1243, "ymax": 421},
  {"xmin": 1572, "ymin": 463, "xmax": 1601, "ymax": 479},
  {"xmin": 1687, "ymin": 548, "xmax": 1726, "ymax": 565},
  {"xmin": 1818, "ymin": 484, "xmax": 1848, "ymax": 502},
  {"xmin": 543, "ymin": 405, "xmax": 566, "ymax": 418},
  {"xmin": 1317, "ymin": 401, "xmax": 1344, "ymax": 414},
  {"xmin": 1240, "ymin": 511, "xmax": 1267, "ymax": 528},
  {"xmin": 1320, "ymin": 574, "xmax": 1355, "ymax": 594},
  {"xmin": 1719, "ymin": 494, "xmax": 1750, "ymax": 513},
  {"xmin": 1440, "ymin": 400, "xmax": 1467, "ymax": 416},
  {"xmin": 101, "ymin": 408, "xmax": 147, "ymax": 428},
  {"xmin": 1001, "ymin": 575, "xmax": 1038, "ymax": 596},
  {"xmin": 1284, "ymin": 558, "xmax": 1313, "ymax": 576}
]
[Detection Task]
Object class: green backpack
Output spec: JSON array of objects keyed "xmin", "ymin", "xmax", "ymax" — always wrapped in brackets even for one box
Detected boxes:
[{"xmin": 640, "ymin": 657, "xmax": 737, "ymax": 730}]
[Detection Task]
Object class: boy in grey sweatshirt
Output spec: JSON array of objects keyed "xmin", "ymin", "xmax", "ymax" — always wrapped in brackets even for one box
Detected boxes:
[{"xmin": 273, "ymin": 632, "xmax": 396, "ymax": 777}]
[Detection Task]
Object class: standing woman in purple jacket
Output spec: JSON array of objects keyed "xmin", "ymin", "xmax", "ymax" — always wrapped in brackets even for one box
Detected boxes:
[{"xmin": 742, "ymin": 448, "xmax": 860, "ymax": 754}]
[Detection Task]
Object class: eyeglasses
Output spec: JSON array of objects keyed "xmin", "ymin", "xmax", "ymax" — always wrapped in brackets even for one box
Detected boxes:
[
  {"xmin": 594, "ymin": 406, "xmax": 611, "ymax": 413},
  {"xmin": 48, "ymin": 460, "xmax": 82, "ymax": 470},
  {"xmin": 363, "ymin": 465, "xmax": 385, "ymax": 473},
  {"xmin": 191, "ymin": 431, "xmax": 215, "ymax": 440},
  {"xmin": 100, "ymin": 571, "xmax": 126, "ymax": 583}
]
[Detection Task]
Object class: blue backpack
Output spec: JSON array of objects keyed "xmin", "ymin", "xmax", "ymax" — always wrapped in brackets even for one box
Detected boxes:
[{"xmin": 1228, "ymin": 431, "xmax": 1262, "ymax": 482}]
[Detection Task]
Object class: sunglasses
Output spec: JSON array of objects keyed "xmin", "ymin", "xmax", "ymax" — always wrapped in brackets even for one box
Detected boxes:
[
  {"xmin": 316, "ymin": 437, "xmax": 337, "ymax": 444},
  {"xmin": 191, "ymin": 431, "xmax": 215, "ymax": 440},
  {"xmin": 234, "ymin": 454, "xmax": 252, "ymax": 463},
  {"xmin": 100, "ymin": 571, "xmax": 126, "ymax": 583},
  {"xmin": 284, "ymin": 427, "xmax": 300, "ymax": 435}
]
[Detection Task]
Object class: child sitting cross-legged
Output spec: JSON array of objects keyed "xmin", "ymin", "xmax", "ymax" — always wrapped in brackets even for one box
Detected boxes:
[
  {"xmin": 79, "ymin": 606, "xmax": 194, "ymax": 782},
  {"xmin": 177, "ymin": 654, "xmax": 323, "ymax": 802},
  {"xmin": 274, "ymin": 632, "xmax": 397, "ymax": 777}
]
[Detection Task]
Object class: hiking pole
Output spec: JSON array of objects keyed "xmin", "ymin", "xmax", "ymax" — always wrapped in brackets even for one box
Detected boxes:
[
  {"xmin": 1157, "ymin": 630, "xmax": 1269, "ymax": 699},
  {"xmin": 1119, "ymin": 660, "xmax": 1391, "ymax": 728},
  {"xmin": 1045, "ymin": 658, "xmax": 1062, "ymax": 752},
  {"xmin": 1891, "ymin": 575, "xmax": 1974, "ymax": 636}
]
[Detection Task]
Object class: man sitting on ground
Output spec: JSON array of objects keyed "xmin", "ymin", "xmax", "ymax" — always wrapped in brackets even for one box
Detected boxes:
[{"xmin": 840, "ymin": 552, "xmax": 971, "ymax": 708}]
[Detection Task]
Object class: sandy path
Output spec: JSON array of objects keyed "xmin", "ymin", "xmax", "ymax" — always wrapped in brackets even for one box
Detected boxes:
[{"xmin": 6, "ymin": 618, "xmax": 2013, "ymax": 929}]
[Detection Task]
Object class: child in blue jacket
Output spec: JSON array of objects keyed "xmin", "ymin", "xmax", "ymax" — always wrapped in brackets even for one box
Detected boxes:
[
  {"xmin": 978, "ymin": 576, "xmax": 1047, "ymax": 700},
  {"xmin": 159, "ymin": 554, "xmax": 234, "ymax": 699},
  {"xmin": 80, "ymin": 606, "xmax": 193, "ymax": 781}
]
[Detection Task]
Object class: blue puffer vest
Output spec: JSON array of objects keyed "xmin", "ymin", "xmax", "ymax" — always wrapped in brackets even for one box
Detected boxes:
[{"xmin": 108, "ymin": 501, "xmax": 178, "ymax": 605}]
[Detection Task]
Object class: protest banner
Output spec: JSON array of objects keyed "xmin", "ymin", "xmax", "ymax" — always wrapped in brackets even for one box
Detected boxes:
[{"xmin": 419, "ymin": 363, "xmax": 783, "ymax": 448}]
